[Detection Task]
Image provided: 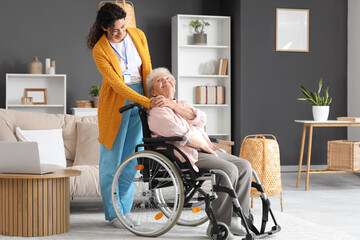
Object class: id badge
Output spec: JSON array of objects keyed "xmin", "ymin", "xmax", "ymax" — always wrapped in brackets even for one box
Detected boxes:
[{"xmin": 123, "ymin": 72, "xmax": 131, "ymax": 84}]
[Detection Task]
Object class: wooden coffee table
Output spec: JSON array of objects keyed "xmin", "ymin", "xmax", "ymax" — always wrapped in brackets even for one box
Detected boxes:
[{"xmin": 0, "ymin": 169, "xmax": 81, "ymax": 237}]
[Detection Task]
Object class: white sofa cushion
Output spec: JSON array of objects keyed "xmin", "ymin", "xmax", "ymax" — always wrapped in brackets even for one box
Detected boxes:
[
  {"xmin": 16, "ymin": 127, "xmax": 67, "ymax": 169},
  {"xmin": 0, "ymin": 119, "xmax": 17, "ymax": 141}
]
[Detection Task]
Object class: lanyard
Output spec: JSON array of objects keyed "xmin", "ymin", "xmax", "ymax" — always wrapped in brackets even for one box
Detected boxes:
[{"xmin": 109, "ymin": 39, "xmax": 128, "ymax": 70}]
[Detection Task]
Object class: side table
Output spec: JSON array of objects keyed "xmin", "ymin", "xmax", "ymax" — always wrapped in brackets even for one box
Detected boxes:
[
  {"xmin": 295, "ymin": 120, "xmax": 360, "ymax": 190},
  {"xmin": 0, "ymin": 169, "xmax": 81, "ymax": 237}
]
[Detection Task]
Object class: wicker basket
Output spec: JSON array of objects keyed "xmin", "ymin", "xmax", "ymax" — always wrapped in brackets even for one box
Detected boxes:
[
  {"xmin": 240, "ymin": 134, "xmax": 283, "ymax": 211},
  {"xmin": 99, "ymin": 0, "xmax": 137, "ymax": 28},
  {"xmin": 328, "ymin": 140, "xmax": 360, "ymax": 171}
]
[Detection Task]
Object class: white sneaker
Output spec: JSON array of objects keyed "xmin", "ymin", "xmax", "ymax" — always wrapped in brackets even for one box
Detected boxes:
[
  {"xmin": 109, "ymin": 214, "xmax": 140, "ymax": 229},
  {"xmin": 206, "ymin": 223, "xmax": 235, "ymax": 240},
  {"xmin": 229, "ymin": 217, "xmax": 247, "ymax": 236},
  {"xmin": 109, "ymin": 218, "xmax": 125, "ymax": 229}
]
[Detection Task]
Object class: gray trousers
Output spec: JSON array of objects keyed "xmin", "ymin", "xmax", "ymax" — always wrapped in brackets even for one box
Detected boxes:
[{"xmin": 196, "ymin": 151, "xmax": 252, "ymax": 226}]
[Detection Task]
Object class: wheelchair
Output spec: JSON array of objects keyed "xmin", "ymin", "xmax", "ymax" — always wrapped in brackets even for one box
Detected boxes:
[{"xmin": 111, "ymin": 104, "xmax": 281, "ymax": 240}]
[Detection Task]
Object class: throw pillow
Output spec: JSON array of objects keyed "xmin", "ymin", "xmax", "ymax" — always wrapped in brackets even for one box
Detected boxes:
[
  {"xmin": 16, "ymin": 127, "xmax": 66, "ymax": 169},
  {"xmin": 0, "ymin": 120, "xmax": 17, "ymax": 141},
  {"xmin": 74, "ymin": 122, "xmax": 100, "ymax": 166}
]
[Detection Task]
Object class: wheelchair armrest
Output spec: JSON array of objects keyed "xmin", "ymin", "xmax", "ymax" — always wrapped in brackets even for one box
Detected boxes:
[
  {"xmin": 143, "ymin": 136, "xmax": 186, "ymax": 143},
  {"xmin": 210, "ymin": 137, "xmax": 219, "ymax": 143}
]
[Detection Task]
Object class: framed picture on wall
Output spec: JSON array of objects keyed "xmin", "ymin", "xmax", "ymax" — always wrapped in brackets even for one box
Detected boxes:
[
  {"xmin": 276, "ymin": 8, "xmax": 309, "ymax": 52},
  {"xmin": 25, "ymin": 88, "xmax": 47, "ymax": 105}
]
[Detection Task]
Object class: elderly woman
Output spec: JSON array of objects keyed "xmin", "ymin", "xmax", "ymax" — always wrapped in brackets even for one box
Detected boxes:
[{"xmin": 146, "ymin": 67, "xmax": 252, "ymax": 237}]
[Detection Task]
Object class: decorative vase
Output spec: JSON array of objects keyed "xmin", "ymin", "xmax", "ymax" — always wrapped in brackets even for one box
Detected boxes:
[
  {"xmin": 51, "ymin": 60, "xmax": 56, "ymax": 74},
  {"xmin": 29, "ymin": 56, "xmax": 42, "ymax": 74},
  {"xmin": 193, "ymin": 33, "xmax": 207, "ymax": 45},
  {"xmin": 45, "ymin": 58, "xmax": 51, "ymax": 74},
  {"xmin": 203, "ymin": 62, "xmax": 215, "ymax": 75},
  {"xmin": 312, "ymin": 106, "xmax": 329, "ymax": 121},
  {"xmin": 93, "ymin": 96, "xmax": 99, "ymax": 108}
]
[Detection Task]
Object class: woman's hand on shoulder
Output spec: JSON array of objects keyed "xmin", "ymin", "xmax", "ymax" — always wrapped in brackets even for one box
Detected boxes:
[{"xmin": 150, "ymin": 95, "xmax": 176, "ymax": 109}]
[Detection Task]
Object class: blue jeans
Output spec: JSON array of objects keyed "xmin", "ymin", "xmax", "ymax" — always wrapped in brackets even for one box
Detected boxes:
[{"xmin": 99, "ymin": 83, "xmax": 144, "ymax": 221}]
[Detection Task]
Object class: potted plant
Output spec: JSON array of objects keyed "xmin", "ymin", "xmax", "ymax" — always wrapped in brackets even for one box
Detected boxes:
[
  {"xmin": 189, "ymin": 19, "xmax": 210, "ymax": 45},
  {"xmin": 297, "ymin": 78, "xmax": 332, "ymax": 121},
  {"xmin": 89, "ymin": 84, "xmax": 101, "ymax": 108}
]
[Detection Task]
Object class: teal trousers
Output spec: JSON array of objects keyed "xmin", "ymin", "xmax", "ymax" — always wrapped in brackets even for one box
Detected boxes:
[{"xmin": 99, "ymin": 83, "xmax": 144, "ymax": 221}]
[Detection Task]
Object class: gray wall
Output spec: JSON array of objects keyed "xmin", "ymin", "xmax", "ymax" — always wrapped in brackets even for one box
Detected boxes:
[
  {"xmin": 0, "ymin": 0, "xmax": 218, "ymax": 112},
  {"xmin": 222, "ymin": 0, "xmax": 348, "ymax": 165},
  {"xmin": 348, "ymin": 0, "xmax": 360, "ymax": 140},
  {"xmin": 0, "ymin": 0, "xmax": 348, "ymax": 166}
]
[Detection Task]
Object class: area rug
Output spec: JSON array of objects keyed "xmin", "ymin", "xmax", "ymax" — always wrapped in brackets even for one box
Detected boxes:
[{"xmin": 2, "ymin": 202, "xmax": 358, "ymax": 240}]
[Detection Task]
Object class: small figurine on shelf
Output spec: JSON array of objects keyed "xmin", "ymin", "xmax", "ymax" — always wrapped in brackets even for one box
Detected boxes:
[{"xmin": 21, "ymin": 97, "xmax": 33, "ymax": 105}]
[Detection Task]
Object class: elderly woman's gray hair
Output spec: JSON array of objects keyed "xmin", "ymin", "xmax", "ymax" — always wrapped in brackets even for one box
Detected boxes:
[{"xmin": 146, "ymin": 67, "xmax": 176, "ymax": 97}]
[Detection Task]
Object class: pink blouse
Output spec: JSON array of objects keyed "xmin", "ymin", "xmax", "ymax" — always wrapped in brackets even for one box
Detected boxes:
[{"xmin": 147, "ymin": 100, "xmax": 224, "ymax": 172}]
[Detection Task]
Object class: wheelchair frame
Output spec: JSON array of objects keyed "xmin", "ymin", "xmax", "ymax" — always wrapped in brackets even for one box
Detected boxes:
[{"xmin": 111, "ymin": 103, "xmax": 281, "ymax": 240}]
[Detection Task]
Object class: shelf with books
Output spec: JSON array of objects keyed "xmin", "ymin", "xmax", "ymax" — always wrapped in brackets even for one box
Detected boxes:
[{"xmin": 172, "ymin": 14, "xmax": 231, "ymax": 140}]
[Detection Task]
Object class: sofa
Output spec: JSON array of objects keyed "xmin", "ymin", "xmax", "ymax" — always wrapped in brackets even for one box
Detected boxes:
[{"xmin": 0, "ymin": 108, "xmax": 101, "ymax": 197}]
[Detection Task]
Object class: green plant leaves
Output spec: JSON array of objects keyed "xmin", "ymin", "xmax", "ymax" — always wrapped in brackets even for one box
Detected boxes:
[
  {"xmin": 298, "ymin": 78, "xmax": 331, "ymax": 106},
  {"xmin": 89, "ymin": 84, "xmax": 101, "ymax": 97},
  {"xmin": 189, "ymin": 19, "xmax": 210, "ymax": 34},
  {"xmin": 318, "ymin": 78, "xmax": 323, "ymax": 96}
]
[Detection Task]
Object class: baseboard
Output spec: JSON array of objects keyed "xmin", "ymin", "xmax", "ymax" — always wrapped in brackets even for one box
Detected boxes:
[{"xmin": 281, "ymin": 164, "xmax": 327, "ymax": 173}]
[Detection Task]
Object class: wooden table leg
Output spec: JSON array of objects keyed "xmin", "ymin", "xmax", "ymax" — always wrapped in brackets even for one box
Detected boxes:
[
  {"xmin": 305, "ymin": 125, "xmax": 313, "ymax": 191},
  {"xmin": 296, "ymin": 124, "xmax": 307, "ymax": 188}
]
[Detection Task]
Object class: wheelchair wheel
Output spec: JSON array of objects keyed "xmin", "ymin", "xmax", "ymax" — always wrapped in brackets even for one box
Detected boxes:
[
  {"xmin": 111, "ymin": 151, "xmax": 184, "ymax": 237},
  {"xmin": 209, "ymin": 222, "xmax": 229, "ymax": 240},
  {"xmin": 156, "ymin": 186, "xmax": 208, "ymax": 226}
]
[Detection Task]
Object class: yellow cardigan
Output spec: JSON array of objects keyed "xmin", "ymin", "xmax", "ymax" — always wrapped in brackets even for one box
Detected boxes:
[{"xmin": 93, "ymin": 28, "xmax": 152, "ymax": 150}]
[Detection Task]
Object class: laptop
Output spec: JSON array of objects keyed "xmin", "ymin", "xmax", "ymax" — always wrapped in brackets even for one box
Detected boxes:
[{"xmin": 0, "ymin": 141, "xmax": 53, "ymax": 174}]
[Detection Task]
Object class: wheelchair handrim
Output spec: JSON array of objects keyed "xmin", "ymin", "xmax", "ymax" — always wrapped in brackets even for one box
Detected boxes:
[{"xmin": 111, "ymin": 151, "xmax": 184, "ymax": 237}]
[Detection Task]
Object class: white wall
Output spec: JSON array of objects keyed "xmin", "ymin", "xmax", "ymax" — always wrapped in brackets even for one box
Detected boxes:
[{"xmin": 348, "ymin": 0, "xmax": 360, "ymax": 140}]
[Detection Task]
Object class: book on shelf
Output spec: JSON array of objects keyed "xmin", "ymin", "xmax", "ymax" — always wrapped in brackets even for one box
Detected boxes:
[
  {"xmin": 207, "ymin": 86, "xmax": 217, "ymax": 104},
  {"xmin": 217, "ymin": 59, "xmax": 223, "ymax": 75},
  {"xmin": 337, "ymin": 117, "xmax": 360, "ymax": 122},
  {"xmin": 217, "ymin": 58, "xmax": 228, "ymax": 75},
  {"xmin": 76, "ymin": 100, "xmax": 93, "ymax": 108},
  {"xmin": 216, "ymin": 86, "xmax": 225, "ymax": 104},
  {"xmin": 196, "ymin": 86, "xmax": 207, "ymax": 104},
  {"xmin": 221, "ymin": 59, "xmax": 228, "ymax": 75}
]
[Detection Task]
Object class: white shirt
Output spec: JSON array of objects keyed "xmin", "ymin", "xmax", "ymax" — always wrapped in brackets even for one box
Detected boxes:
[{"xmin": 109, "ymin": 33, "xmax": 142, "ymax": 84}]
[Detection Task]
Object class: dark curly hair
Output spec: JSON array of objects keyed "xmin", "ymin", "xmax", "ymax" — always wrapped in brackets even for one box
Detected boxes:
[{"xmin": 87, "ymin": 3, "xmax": 127, "ymax": 49}]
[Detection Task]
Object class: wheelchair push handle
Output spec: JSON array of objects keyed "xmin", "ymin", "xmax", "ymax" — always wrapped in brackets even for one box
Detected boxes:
[{"xmin": 119, "ymin": 103, "xmax": 142, "ymax": 113}]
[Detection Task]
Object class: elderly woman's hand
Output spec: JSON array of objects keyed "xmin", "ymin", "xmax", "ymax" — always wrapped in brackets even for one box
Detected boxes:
[
  {"xmin": 151, "ymin": 95, "xmax": 196, "ymax": 120},
  {"xmin": 150, "ymin": 96, "xmax": 175, "ymax": 110},
  {"xmin": 151, "ymin": 95, "xmax": 177, "ymax": 109},
  {"xmin": 200, "ymin": 144, "xmax": 218, "ymax": 156}
]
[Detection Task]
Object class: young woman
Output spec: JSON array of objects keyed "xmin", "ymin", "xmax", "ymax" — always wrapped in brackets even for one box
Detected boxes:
[{"xmin": 87, "ymin": 3, "xmax": 158, "ymax": 228}]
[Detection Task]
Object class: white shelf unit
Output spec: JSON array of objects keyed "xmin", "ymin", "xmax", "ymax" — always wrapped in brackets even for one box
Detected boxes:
[
  {"xmin": 72, "ymin": 108, "xmax": 98, "ymax": 117},
  {"xmin": 172, "ymin": 14, "xmax": 231, "ymax": 140},
  {"xmin": 6, "ymin": 74, "xmax": 67, "ymax": 114}
]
